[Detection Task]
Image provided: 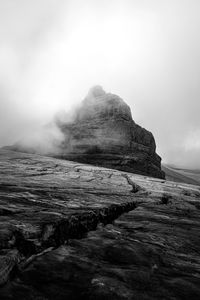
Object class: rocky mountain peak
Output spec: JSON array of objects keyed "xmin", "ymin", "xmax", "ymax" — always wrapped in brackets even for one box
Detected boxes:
[
  {"xmin": 87, "ymin": 85, "xmax": 106, "ymax": 98},
  {"xmin": 77, "ymin": 86, "xmax": 132, "ymax": 122},
  {"xmin": 58, "ymin": 86, "xmax": 165, "ymax": 179}
]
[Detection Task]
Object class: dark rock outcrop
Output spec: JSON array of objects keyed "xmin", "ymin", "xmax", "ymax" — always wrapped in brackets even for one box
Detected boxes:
[{"xmin": 57, "ymin": 86, "xmax": 165, "ymax": 179}]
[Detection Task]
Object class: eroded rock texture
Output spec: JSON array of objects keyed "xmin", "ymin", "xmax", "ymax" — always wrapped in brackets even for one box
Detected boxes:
[
  {"xmin": 56, "ymin": 86, "xmax": 165, "ymax": 179},
  {"xmin": 0, "ymin": 149, "xmax": 200, "ymax": 299}
]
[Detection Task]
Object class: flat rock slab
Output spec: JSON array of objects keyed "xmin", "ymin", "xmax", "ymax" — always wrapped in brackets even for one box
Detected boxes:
[{"xmin": 0, "ymin": 149, "xmax": 200, "ymax": 299}]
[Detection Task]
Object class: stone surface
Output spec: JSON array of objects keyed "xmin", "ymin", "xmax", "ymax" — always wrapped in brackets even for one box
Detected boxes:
[
  {"xmin": 0, "ymin": 149, "xmax": 200, "ymax": 299},
  {"xmin": 56, "ymin": 86, "xmax": 165, "ymax": 179}
]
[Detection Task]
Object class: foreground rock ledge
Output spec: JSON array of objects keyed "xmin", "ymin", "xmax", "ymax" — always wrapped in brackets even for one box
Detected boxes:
[{"xmin": 0, "ymin": 149, "xmax": 200, "ymax": 299}]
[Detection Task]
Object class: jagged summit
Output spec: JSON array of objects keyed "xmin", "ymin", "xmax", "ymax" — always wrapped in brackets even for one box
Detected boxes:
[
  {"xmin": 76, "ymin": 86, "xmax": 132, "ymax": 122},
  {"xmin": 58, "ymin": 86, "xmax": 165, "ymax": 179},
  {"xmin": 87, "ymin": 85, "xmax": 106, "ymax": 98}
]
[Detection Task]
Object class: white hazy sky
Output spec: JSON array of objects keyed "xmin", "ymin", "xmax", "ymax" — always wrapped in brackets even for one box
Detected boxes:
[{"xmin": 0, "ymin": 0, "xmax": 200, "ymax": 168}]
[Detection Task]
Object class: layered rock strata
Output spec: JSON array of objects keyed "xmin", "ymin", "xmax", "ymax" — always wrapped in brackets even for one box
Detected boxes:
[{"xmin": 57, "ymin": 86, "xmax": 165, "ymax": 179}]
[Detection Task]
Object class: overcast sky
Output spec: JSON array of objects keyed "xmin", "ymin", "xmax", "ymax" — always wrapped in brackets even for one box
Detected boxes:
[{"xmin": 0, "ymin": 0, "xmax": 200, "ymax": 168}]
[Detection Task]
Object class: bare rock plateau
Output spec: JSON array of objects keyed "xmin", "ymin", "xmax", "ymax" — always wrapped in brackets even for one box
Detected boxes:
[{"xmin": 0, "ymin": 149, "xmax": 200, "ymax": 299}]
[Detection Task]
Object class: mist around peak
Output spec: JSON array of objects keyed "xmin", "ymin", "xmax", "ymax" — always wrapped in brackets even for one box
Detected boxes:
[{"xmin": 0, "ymin": 0, "xmax": 200, "ymax": 169}]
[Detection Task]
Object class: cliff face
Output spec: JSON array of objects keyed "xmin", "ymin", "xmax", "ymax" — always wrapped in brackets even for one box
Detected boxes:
[{"xmin": 57, "ymin": 86, "xmax": 165, "ymax": 179}]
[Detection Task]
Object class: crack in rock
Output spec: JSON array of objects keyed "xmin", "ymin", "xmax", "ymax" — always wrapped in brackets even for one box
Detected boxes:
[
  {"xmin": 122, "ymin": 174, "xmax": 144, "ymax": 193},
  {"xmin": 0, "ymin": 201, "xmax": 137, "ymax": 285}
]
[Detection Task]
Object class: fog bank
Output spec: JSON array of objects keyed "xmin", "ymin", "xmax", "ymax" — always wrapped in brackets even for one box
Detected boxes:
[{"xmin": 0, "ymin": 0, "xmax": 200, "ymax": 168}]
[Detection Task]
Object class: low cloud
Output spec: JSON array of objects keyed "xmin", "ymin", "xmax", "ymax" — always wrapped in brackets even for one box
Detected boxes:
[
  {"xmin": 13, "ymin": 122, "xmax": 64, "ymax": 155},
  {"xmin": 0, "ymin": 0, "xmax": 200, "ymax": 168}
]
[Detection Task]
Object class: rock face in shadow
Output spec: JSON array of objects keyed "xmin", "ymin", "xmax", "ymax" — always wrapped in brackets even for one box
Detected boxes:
[{"xmin": 57, "ymin": 86, "xmax": 165, "ymax": 179}]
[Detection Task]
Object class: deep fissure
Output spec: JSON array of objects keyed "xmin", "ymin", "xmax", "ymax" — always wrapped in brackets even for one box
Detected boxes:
[{"xmin": 1, "ymin": 200, "xmax": 138, "ymax": 286}]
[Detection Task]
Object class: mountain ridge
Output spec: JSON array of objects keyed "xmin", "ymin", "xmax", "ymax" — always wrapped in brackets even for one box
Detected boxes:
[{"xmin": 163, "ymin": 164, "xmax": 200, "ymax": 186}]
